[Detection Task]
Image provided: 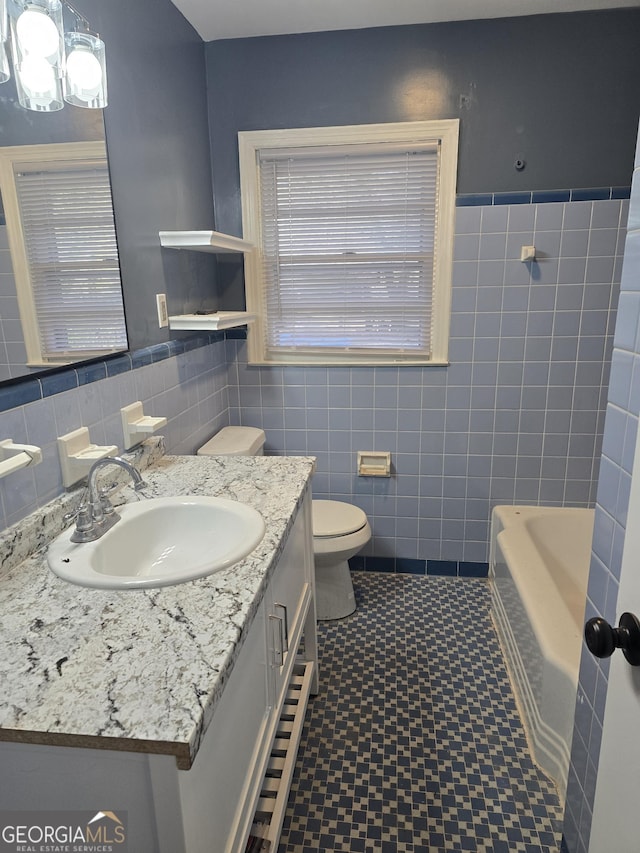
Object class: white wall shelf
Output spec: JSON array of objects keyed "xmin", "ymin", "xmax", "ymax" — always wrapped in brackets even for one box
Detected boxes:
[
  {"xmin": 159, "ymin": 230, "xmax": 253, "ymax": 254},
  {"xmin": 168, "ymin": 311, "xmax": 256, "ymax": 331}
]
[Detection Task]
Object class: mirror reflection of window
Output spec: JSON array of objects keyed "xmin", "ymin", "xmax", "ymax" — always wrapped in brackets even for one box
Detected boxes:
[
  {"xmin": 0, "ymin": 190, "xmax": 27, "ymax": 380},
  {"xmin": 0, "ymin": 141, "xmax": 127, "ymax": 368}
]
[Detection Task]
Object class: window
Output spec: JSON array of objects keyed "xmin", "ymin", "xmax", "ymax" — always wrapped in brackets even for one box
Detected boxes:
[
  {"xmin": 0, "ymin": 142, "xmax": 127, "ymax": 366},
  {"xmin": 239, "ymin": 120, "xmax": 459, "ymax": 365}
]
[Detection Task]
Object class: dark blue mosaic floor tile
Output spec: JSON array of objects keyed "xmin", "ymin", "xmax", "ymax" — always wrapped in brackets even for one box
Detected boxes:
[{"xmin": 278, "ymin": 573, "xmax": 562, "ymax": 853}]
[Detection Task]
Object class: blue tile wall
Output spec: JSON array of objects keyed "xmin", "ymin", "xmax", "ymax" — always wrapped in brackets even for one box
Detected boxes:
[
  {"xmin": 563, "ymin": 160, "xmax": 640, "ymax": 850},
  {"xmin": 0, "ymin": 190, "xmax": 630, "ymax": 561},
  {"xmin": 348, "ymin": 555, "xmax": 489, "ymax": 577},
  {"xmin": 0, "ymin": 335, "xmax": 230, "ymax": 530},
  {"xmin": 0, "ymin": 334, "xmax": 222, "ymax": 414},
  {"xmin": 457, "ymin": 186, "xmax": 631, "ymax": 207},
  {"xmin": 228, "ymin": 194, "xmax": 628, "ymax": 564}
]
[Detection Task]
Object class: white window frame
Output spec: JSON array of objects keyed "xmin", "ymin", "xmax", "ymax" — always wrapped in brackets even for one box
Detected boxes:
[
  {"xmin": 239, "ymin": 120, "xmax": 459, "ymax": 366},
  {"xmin": 0, "ymin": 141, "xmax": 126, "ymax": 367}
]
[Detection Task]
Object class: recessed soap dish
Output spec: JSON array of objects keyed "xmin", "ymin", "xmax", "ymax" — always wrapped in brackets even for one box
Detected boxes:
[{"xmin": 357, "ymin": 451, "xmax": 391, "ymax": 477}]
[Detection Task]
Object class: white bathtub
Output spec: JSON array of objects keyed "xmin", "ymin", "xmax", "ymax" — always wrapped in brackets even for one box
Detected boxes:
[{"xmin": 489, "ymin": 504, "xmax": 594, "ymax": 803}]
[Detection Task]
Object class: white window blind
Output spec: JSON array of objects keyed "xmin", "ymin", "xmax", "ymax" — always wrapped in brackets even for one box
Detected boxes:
[
  {"xmin": 258, "ymin": 144, "xmax": 439, "ymax": 358},
  {"xmin": 240, "ymin": 121, "xmax": 459, "ymax": 365},
  {"xmin": 15, "ymin": 161, "xmax": 127, "ymax": 361}
]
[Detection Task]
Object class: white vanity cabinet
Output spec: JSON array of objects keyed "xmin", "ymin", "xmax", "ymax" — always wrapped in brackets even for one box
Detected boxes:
[
  {"xmin": 0, "ymin": 491, "xmax": 317, "ymax": 853},
  {"xmin": 173, "ymin": 491, "xmax": 318, "ymax": 853}
]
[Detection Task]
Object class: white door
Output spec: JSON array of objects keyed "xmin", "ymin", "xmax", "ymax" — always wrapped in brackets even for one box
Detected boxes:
[{"xmin": 588, "ymin": 418, "xmax": 640, "ymax": 851}]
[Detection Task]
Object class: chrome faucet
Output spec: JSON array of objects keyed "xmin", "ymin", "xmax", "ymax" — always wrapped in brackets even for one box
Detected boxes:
[{"xmin": 69, "ymin": 456, "xmax": 147, "ymax": 543}]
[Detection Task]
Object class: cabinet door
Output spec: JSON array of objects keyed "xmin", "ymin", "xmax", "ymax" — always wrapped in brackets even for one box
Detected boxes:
[
  {"xmin": 268, "ymin": 495, "xmax": 313, "ymax": 708},
  {"xmin": 176, "ymin": 600, "xmax": 270, "ymax": 853}
]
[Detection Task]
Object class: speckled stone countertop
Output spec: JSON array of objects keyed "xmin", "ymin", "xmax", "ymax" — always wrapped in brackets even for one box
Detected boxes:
[{"xmin": 0, "ymin": 441, "xmax": 315, "ymax": 769}]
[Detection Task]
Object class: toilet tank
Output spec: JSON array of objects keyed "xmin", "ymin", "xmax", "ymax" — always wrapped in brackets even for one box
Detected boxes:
[{"xmin": 197, "ymin": 426, "xmax": 266, "ymax": 457}]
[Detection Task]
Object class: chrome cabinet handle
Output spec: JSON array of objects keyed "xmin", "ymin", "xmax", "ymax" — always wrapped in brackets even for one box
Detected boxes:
[
  {"xmin": 273, "ymin": 602, "xmax": 289, "ymax": 654},
  {"xmin": 269, "ymin": 611, "xmax": 286, "ymax": 667}
]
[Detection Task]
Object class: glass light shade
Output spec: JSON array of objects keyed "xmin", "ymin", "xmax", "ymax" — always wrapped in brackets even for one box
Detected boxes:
[
  {"xmin": 63, "ymin": 30, "xmax": 106, "ymax": 108},
  {"xmin": 0, "ymin": 38, "xmax": 10, "ymax": 85},
  {"xmin": 15, "ymin": 53, "xmax": 62, "ymax": 109},
  {"xmin": 11, "ymin": 1, "xmax": 63, "ymax": 60},
  {"xmin": 16, "ymin": 7, "xmax": 60, "ymax": 57},
  {"xmin": 9, "ymin": 0, "xmax": 64, "ymax": 111},
  {"xmin": 0, "ymin": 0, "xmax": 8, "ymax": 44}
]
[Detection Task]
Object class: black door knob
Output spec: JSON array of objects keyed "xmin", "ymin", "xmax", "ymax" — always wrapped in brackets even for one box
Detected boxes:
[{"xmin": 584, "ymin": 612, "xmax": 640, "ymax": 666}]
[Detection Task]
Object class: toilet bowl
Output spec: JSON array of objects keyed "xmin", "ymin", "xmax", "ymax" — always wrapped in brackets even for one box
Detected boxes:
[
  {"xmin": 196, "ymin": 426, "xmax": 371, "ymax": 621},
  {"xmin": 312, "ymin": 500, "xmax": 371, "ymax": 620}
]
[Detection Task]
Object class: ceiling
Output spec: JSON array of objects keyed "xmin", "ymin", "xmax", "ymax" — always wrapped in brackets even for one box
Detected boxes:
[{"xmin": 170, "ymin": 0, "xmax": 639, "ymax": 41}]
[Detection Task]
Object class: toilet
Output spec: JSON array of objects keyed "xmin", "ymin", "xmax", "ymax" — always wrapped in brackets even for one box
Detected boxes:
[
  {"xmin": 311, "ymin": 498, "xmax": 371, "ymax": 620},
  {"xmin": 197, "ymin": 426, "xmax": 371, "ymax": 620}
]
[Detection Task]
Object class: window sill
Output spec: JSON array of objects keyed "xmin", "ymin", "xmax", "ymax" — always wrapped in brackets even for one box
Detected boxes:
[{"xmin": 247, "ymin": 356, "xmax": 450, "ymax": 367}]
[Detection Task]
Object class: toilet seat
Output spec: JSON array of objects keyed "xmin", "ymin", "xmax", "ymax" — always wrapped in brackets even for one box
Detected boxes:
[{"xmin": 312, "ymin": 500, "xmax": 367, "ymax": 538}]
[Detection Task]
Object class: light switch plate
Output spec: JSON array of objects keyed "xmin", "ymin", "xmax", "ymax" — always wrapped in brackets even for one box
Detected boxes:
[{"xmin": 156, "ymin": 293, "xmax": 168, "ymax": 328}]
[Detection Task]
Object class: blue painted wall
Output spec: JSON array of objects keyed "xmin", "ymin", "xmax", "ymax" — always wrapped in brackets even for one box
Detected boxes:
[
  {"xmin": 74, "ymin": 0, "xmax": 220, "ymax": 351},
  {"xmin": 206, "ymin": 9, "xmax": 640, "ymax": 239}
]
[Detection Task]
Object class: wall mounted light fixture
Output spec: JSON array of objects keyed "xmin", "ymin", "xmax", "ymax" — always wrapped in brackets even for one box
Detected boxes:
[{"xmin": 0, "ymin": 0, "xmax": 107, "ymax": 112}]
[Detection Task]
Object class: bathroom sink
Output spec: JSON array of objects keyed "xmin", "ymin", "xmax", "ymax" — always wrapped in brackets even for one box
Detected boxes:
[{"xmin": 47, "ymin": 496, "xmax": 266, "ymax": 589}]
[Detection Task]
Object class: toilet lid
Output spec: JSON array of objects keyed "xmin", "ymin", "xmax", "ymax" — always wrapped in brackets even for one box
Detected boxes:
[
  {"xmin": 312, "ymin": 500, "xmax": 367, "ymax": 538},
  {"xmin": 197, "ymin": 426, "xmax": 265, "ymax": 456}
]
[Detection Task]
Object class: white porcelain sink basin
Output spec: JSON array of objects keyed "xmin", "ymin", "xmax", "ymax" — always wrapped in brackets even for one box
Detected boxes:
[{"xmin": 47, "ymin": 496, "xmax": 266, "ymax": 589}]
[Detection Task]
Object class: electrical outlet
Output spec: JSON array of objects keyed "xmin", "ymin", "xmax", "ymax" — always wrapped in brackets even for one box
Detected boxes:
[{"xmin": 156, "ymin": 293, "xmax": 168, "ymax": 328}]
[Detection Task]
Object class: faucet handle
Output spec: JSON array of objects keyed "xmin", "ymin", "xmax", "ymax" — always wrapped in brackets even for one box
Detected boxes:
[
  {"xmin": 63, "ymin": 501, "xmax": 93, "ymax": 533},
  {"xmin": 98, "ymin": 488, "xmax": 116, "ymax": 516},
  {"xmin": 75, "ymin": 505, "xmax": 94, "ymax": 533},
  {"xmin": 63, "ymin": 488, "xmax": 89, "ymax": 523}
]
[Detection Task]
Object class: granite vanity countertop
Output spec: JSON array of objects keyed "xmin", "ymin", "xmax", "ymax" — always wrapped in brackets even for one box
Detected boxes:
[{"xmin": 0, "ymin": 451, "xmax": 315, "ymax": 769}]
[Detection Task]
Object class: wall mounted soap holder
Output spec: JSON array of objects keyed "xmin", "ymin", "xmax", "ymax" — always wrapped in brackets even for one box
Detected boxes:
[
  {"xmin": 58, "ymin": 427, "xmax": 118, "ymax": 489},
  {"xmin": 0, "ymin": 439, "xmax": 42, "ymax": 480},
  {"xmin": 121, "ymin": 402, "xmax": 167, "ymax": 451}
]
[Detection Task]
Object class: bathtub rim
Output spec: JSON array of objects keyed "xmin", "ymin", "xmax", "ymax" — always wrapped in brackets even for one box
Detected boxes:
[{"xmin": 490, "ymin": 504, "xmax": 593, "ymax": 687}]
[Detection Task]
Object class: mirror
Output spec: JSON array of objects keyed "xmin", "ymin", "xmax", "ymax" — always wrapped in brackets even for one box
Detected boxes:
[{"xmin": 0, "ymin": 77, "xmax": 128, "ymax": 382}]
